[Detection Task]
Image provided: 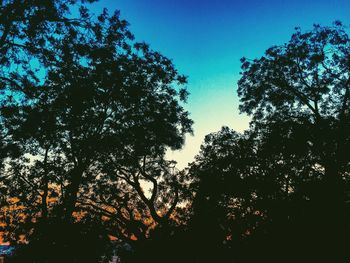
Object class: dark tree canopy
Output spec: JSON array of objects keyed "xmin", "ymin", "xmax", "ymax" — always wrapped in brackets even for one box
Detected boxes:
[
  {"xmin": 0, "ymin": 2, "xmax": 193, "ymax": 262},
  {"xmin": 186, "ymin": 22, "xmax": 350, "ymax": 263},
  {"xmin": 188, "ymin": 125, "xmax": 334, "ymax": 262},
  {"xmin": 238, "ymin": 21, "xmax": 350, "ymax": 121},
  {"xmin": 0, "ymin": 0, "xmax": 97, "ymax": 173},
  {"xmin": 238, "ymin": 22, "xmax": 350, "ymax": 205}
]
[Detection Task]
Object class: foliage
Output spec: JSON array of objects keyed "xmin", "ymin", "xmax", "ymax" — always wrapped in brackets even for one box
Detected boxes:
[
  {"xmin": 0, "ymin": 1, "xmax": 193, "ymax": 262},
  {"xmin": 1, "ymin": 2, "xmax": 350, "ymax": 262},
  {"xmin": 185, "ymin": 22, "xmax": 350, "ymax": 262}
]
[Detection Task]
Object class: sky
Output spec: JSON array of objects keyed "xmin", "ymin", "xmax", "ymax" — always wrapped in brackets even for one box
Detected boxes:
[{"xmin": 90, "ymin": 0, "xmax": 350, "ymax": 168}]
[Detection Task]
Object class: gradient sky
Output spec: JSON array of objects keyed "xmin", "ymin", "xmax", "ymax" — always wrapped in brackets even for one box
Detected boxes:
[{"xmin": 90, "ymin": 0, "xmax": 350, "ymax": 168}]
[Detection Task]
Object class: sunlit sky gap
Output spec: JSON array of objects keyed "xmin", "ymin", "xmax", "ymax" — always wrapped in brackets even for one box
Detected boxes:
[{"xmin": 90, "ymin": 0, "xmax": 350, "ymax": 168}]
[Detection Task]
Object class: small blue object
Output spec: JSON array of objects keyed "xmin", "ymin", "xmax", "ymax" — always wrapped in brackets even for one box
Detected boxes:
[{"xmin": 0, "ymin": 245, "xmax": 14, "ymax": 256}]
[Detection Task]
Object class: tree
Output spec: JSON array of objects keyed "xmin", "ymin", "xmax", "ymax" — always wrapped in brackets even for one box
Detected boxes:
[
  {"xmin": 237, "ymin": 21, "xmax": 350, "ymax": 260},
  {"xmin": 188, "ymin": 24, "xmax": 350, "ymax": 257},
  {"xmin": 1, "ymin": 4, "xmax": 193, "ymax": 261},
  {"xmin": 238, "ymin": 22, "xmax": 350, "ymax": 200},
  {"xmin": 0, "ymin": 0, "xmax": 96, "ymax": 169},
  {"xmin": 186, "ymin": 127, "xmax": 257, "ymax": 263},
  {"xmin": 187, "ymin": 122, "xmax": 343, "ymax": 262},
  {"xmin": 0, "ymin": 0, "xmax": 98, "ymax": 254}
]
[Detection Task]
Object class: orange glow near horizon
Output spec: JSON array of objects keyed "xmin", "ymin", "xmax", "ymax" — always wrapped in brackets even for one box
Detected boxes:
[{"xmin": 0, "ymin": 233, "xmax": 9, "ymax": 246}]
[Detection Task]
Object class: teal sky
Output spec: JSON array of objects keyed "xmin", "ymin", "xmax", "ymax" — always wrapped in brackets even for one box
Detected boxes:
[{"xmin": 90, "ymin": 0, "xmax": 350, "ymax": 168}]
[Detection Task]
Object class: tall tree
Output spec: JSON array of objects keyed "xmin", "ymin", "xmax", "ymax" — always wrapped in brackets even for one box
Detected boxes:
[
  {"xmin": 239, "ymin": 22, "xmax": 350, "ymax": 202},
  {"xmin": 237, "ymin": 21, "xmax": 350, "ymax": 260},
  {"xmin": 1, "ymin": 6, "xmax": 193, "ymax": 257},
  {"xmin": 0, "ymin": 0, "xmax": 96, "ymax": 166}
]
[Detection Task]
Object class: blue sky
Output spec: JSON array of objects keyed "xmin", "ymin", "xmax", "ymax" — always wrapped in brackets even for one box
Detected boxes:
[{"xmin": 90, "ymin": 0, "xmax": 350, "ymax": 168}]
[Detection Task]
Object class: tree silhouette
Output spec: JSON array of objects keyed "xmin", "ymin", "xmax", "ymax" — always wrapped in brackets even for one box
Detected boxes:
[
  {"xmin": 187, "ymin": 22, "xmax": 350, "ymax": 262},
  {"xmin": 238, "ymin": 22, "xmax": 350, "ymax": 247},
  {"xmin": 0, "ymin": 3, "xmax": 193, "ymax": 262},
  {"xmin": 238, "ymin": 22, "xmax": 350, "ymax": 204},
  {"xmin": 1, "ymin": 2, "xmax": 349, "ymax": 262},
  {"xmin": 0, "ymin": 0, "xmax": 96, "ymax": 168},
  {"xmin": 186, "ymin": 127, "xmax": 257, "ymax": 262}
]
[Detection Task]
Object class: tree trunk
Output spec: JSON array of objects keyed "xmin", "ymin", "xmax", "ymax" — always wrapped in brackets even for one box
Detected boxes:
[{"xmin": 62, "ymin": 165, "xmax": 85, "ymax": 221}]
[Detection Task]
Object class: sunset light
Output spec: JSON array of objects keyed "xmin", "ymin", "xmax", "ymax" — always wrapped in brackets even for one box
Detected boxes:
[{"xmin": 0, "ymin": 1, "xmax": 350, "ymax": 263}]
